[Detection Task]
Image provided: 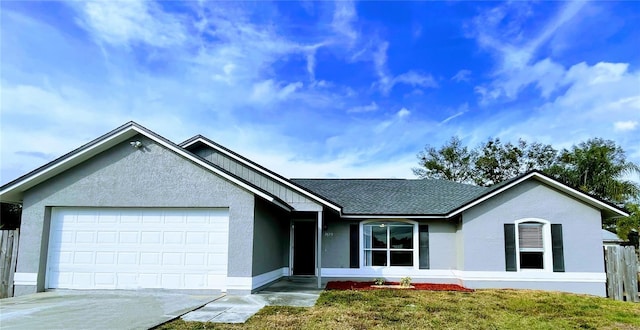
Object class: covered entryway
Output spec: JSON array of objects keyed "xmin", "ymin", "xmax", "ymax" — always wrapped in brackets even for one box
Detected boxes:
[{"xmin": 47, "ymin": 207, "xmax": 229, "ymax": 290}]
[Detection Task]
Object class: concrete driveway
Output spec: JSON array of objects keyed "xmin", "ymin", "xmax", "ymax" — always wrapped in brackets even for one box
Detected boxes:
[{"xmin": 0, "ymin": 289, "xmax": 221, "ymax": 330}]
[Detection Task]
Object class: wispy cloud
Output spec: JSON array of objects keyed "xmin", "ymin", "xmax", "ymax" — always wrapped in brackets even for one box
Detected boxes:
[
  {"xmin": 347, "ymin": 101, "xmax": 379, "ymax": 113},
  {"xmin": 470, "ymin": 1, "xmax": 588, "ymax": 102},
  {"xmin": 451, "ymin": 70, "xmax": 471, "ymax": 82},
  {"xmin": 75, "ymin": 0, "xmax": 188, "ymax": 47},
  {"xmin": 614, "ymin": 121, "xmax": 638, "ymax": 132},
  {"xmin": 331, "ymin": 1, "xmax": 358, "ymax": 45}
]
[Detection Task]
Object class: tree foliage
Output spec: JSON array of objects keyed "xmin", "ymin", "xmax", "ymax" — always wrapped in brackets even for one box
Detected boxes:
[
  {"xmin": 414, "ymin": 137, "xmax": 640, "ymax": 239},
  {"xmin": 413, "ymin": 137, "xmax": 558, "ymax": 186},
  {"xmin": 546, "ymin": 138, "xmax": 640, "ymax": 205},
  {"xmin": 474, "ymin": 138, "xmax": 557, "ymax": 186},
  {"xmin": 413, "ymin": 136, "xmax": 475, "ymax": 183}
]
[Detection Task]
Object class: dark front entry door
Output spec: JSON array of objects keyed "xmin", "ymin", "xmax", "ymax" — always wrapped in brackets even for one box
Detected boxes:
[{"xmin": 293, "ymin": 221, "xmax": 316, "ymax": 275}]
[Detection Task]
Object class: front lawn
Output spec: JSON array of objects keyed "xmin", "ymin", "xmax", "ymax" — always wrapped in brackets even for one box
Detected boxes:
[{"xmin": 157, "ymin": 289, "xmax": 640, "ymax": 329}]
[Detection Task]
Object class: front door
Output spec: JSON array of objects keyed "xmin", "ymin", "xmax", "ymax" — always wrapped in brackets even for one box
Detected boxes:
[{"xmin": 293, "ymin": 221, "xmax": 316, "ymax": 275}]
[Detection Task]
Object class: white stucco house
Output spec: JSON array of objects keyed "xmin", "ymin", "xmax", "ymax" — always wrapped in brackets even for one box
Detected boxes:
[{"xmin": 0, "ymin": 122, "xmax": 628, "ymax": 297}]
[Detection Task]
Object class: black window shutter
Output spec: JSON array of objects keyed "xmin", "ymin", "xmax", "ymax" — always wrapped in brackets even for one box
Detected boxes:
[
  {"xmin": 551, "ymin": 224, "xmax": 565, "ymax": 272},
  {"xmin": 349, "ymin": 224, "xmax": 359, "ymax": 268},
  {"xmin": 419, "ymin": 225, "xmax": 429, "ymax": 269},
  {"xmin": 504, "ymin": 224, "xmax": 516, "ymax": 271}
]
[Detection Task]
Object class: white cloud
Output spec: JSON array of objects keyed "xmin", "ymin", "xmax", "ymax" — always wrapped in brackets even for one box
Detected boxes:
[
  {"xmin": 250, "ymin": 80, "xmax": 304, "ymax": 104},
  {"xmin": 347, "ymin": 102, "xmax": 379, "ymax": 113},
  {"xmin": 373, "ymin": 41, "xmax": 437, "ymax": 95},
  {"xmin": 465, "ymin": 61, "xmax": 640, "ymax": 167},
  {"xmin": 76, "ymin": 0, "xmax": 187, "ymax": 47},
  {"xmin": 470, "ymin": 2, "xmax": 589, "ymax": 102},
  {"xmin": 331, "ymin": 1, "xmax": 358, "ymax": 45},
  {"xmin": 397, "ymin": 108, "xmax": 411, "ymax": 118},
  {"xmin": 451, "ymin": 70, "xmax": 471, "ymax": 82},
  {"xmin": 614, "ymin": 121, "xmax": 638, "ymax": 132}
]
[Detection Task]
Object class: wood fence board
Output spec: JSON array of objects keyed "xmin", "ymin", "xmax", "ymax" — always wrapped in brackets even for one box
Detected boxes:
[
  {"xmin": 0, "ymin": 230, "xmax": 19, "ymax": 299},
  {"xmin": 605, "ymin": 245, "xmax": 639, "ymax": 302}
]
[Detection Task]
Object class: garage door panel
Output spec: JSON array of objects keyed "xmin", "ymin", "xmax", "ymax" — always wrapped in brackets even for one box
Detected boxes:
[{"xmin": 47, "ymin": 208, "xmax": 229, "ymax": 290}]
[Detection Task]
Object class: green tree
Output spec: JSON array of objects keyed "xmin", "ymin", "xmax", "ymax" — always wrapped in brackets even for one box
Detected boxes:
[
  {"xmin": 412, "ymin": 136, "xmax": 475, "ymax": 183},
  {"xmin": 547, "ymin": 138, "xmax": 640, "ymax": 204},
  {"xmin": 614, "ymin": 203, "xmax": 639, "ymax": 242},
  {"xmin": 474, "ymin": 138, "xmax": 557, "ymax": 186}
]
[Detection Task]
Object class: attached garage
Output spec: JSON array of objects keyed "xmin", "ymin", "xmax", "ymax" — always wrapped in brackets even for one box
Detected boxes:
[{"xmin": 47, "ymin": 207, "xmax": 229, "ymax": 290}]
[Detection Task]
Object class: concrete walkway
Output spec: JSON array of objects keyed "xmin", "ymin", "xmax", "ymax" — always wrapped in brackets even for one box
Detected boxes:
[
  {"xmin": 0, "ymin": 289, "xmax": 221, "ymax": 330},
  {"xmin": 181, "ymin": 277, "xmax": 323, "ymax": 324}
]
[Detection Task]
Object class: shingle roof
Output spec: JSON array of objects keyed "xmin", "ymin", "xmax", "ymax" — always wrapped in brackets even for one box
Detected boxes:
[{"xmin": 291, "ymin": 178, "xmax": 488, "ymax": 215}]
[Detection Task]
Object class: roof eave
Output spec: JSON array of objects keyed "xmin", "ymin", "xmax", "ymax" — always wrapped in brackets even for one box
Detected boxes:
[
  {"xmin": 180, "ymin": 136, "xmax": 343, "ymax": 212},
  {"xmin": 0, "ymin": 122, "xmax": 294, "ymax": 212},
  {"xmin": 447, "ymin": 171, "xmax": 629, "ymax": 218}
]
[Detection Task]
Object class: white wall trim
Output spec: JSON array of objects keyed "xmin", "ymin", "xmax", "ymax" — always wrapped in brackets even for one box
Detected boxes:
[
  {"xmin": 13, "ymin": 272, "xmax": 38, "ymax": 286},
  {"xmin": 252, "ymin": 267, "xmax": 289, "ymax": 290},
  {"xmin": 320, "ymin": 268, "xmax": 606, "ymax": 283},
  {"xmin": 226, "ymin": 276, "xmax": 252, "ymax": 292}
]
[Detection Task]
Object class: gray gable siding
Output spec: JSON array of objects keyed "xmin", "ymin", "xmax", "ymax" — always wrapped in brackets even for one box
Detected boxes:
[
  {"xmin": 190, "ymin": 145, "xmax": 322, "ymax": 211},
  {"xmin": 461, "ymin": 180, "xmax": 603, "ymax": 273},
  {"xmin": 15, "ymin": 135, "xmax": 256, "ymax": 295}
]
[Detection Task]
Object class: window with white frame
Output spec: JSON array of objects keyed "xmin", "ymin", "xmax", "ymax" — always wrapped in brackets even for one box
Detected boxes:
[
  {"xmin": 363, "ymin": 222, "xmax": 414, "ymax": 267},
  {"xmin": 505, "ymin": 219, "xmax": 563, "ymax": 272},
  {"xmin": 518, "ymin": 222, "xmax": 544, "ymax": 269},
  {"xmin": 515, "ymin": 220, "xmax": 552, "ymax": 271}
]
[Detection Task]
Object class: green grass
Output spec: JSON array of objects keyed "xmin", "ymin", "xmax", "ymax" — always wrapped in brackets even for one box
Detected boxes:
[{"xmin": 156, "ymin": 289, "xmax": 640, "ymax": 330}]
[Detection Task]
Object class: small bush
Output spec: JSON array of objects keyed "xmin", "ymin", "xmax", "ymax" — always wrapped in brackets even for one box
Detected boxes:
[
  {"xmin": 374, "ymin": 278, "xmax": 385, "ymax": 285},
  {"xmin": 400, "ymin": 277, "xmax": 412, "ymax": 287}
]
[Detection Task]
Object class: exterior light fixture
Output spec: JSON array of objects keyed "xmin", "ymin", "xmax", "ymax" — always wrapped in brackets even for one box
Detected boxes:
[{"xmin": 129, "ymin": 141, "xmax": 142, "ymax": 148}]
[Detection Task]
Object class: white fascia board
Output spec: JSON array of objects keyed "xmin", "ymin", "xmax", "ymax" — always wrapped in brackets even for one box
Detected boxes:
[
  {"xmin": 0, "ymin": 124, "xmax": 289, "ymax": 211},
  {"xmin": 340, "ymin": 214, "xmax": 446, "ymax": 219},
  {"xmin": 183, "ymin": 137, "xmax": 341, "ymax": 212},
  {"xmin": 0, "ymin": 128, "xmax": 138, "ymax": 202},
  {"xmin": 447, "ymin": 172, "xmax": 628, "ymax": 218}
]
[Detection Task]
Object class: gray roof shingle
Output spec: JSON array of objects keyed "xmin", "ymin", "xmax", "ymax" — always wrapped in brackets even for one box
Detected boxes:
[{"xmin": 291, "ymin": 178, "xmax": 489, "ymax": 215}]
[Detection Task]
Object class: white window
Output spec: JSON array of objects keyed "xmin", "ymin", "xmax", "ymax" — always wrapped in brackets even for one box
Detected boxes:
[
  {"xmin": 516, "ymin": 219, "xmax": 552, "ymax": 271},
  {"xmin": 362, "ymin": 221, "xmax": 416, "ymax": 267}
]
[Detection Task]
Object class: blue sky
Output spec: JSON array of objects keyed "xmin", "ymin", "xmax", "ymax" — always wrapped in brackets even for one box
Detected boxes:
[{"xmin": 1, "ymin": 1, "xmax": 639, "ymax": 184}]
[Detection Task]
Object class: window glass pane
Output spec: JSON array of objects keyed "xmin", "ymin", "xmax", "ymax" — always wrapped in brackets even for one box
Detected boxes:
[
  {"xmin": 520, "ymin": 252, "xmax": 543, "ymax": 269},
  {"xmin": 390, "ymin": 251, "xmax": 413, "ymax": 266},
  {"xmin": 390, "ymin": 226, "xmax": 413, "ymax": 249},
  {"xmin": 367, "ymin": 251, "xmax": 387, "ymax": 266},
  {"xmin": 363, "ymin": 226, "xmax": 372, "ymax": 249},
  {"xmin": 519, "ymin": 223, "xmax": 543, "ymax": 249},
  {"xmin": 372, "ymin": 226, "xmax": 387, "ymax": 248}
]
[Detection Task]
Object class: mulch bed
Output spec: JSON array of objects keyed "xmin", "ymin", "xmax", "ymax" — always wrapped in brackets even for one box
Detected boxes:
[{"xmin": 326, "ymin": 281, "xmax": 474, "ymax": 292}]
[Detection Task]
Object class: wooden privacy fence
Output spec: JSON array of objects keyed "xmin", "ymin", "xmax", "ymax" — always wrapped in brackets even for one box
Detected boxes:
[
  {"xmin": 0, "ymin": 229, "xmax": 19, "ymax": 298},
  {"xmin": 605, "ymin": 245, "xmax": 639, "ymax": 302}
]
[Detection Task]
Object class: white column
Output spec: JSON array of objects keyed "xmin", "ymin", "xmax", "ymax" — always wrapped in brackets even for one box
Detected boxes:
[{"xmin": 317, "ymin": 210, "xmax": 323, "ymax": 289}]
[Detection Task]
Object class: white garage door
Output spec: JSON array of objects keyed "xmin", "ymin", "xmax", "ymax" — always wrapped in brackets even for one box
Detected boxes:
[{"xmin": 47, "ymin": 207, "xmax": 229, "ymax": 290}]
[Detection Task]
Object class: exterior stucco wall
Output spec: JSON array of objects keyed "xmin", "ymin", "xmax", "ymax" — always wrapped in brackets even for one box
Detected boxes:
[
  {"xmin": 16, "ymin": 135, "xmax": 256, "ymax": 295},
  {"xmin": 461, "ymin": 180, "xmax": 604, "ymax": 273},
  {"xmin": 252, "ymin": 197, "xmax": 290, "ymax": 276},
  {"xmin": 428, "ymin": 221, "xmax": 458, "ymax": 269},
  {"xmin": 321, "ymin": 214, "xmax": 351, "ymax": 268}
]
